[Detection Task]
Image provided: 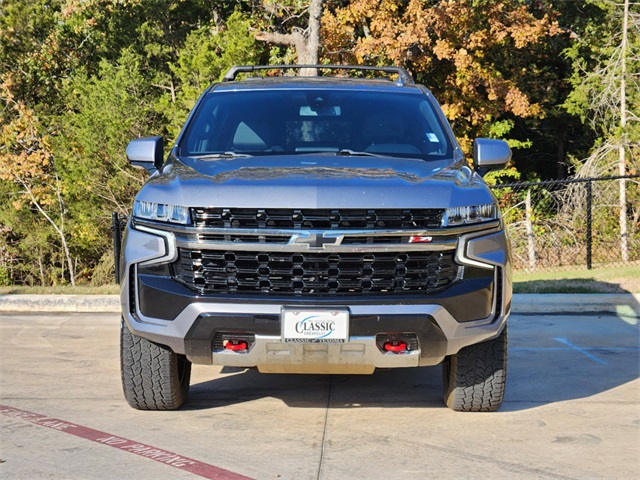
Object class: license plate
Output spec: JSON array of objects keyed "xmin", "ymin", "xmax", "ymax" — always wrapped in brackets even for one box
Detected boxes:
[{"xmin": 282, "ymin": 308, "xmax": 349, "ymax": 343}]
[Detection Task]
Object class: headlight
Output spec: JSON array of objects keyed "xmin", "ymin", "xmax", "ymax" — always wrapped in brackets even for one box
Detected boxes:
[
  {"xmin": 442, "ymin": 204, "xmax": 497, "ymax": 227},
  {"xmin": 133, "ymin": 200, "xmax": 191, "ymax": 224}
]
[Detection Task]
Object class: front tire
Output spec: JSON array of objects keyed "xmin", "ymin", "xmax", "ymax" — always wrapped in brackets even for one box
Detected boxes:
[
  {"xmin": 442, "ymin": 327, "xmax": 507, "ymax": 412},
  {"xmin": 120, "ymin": 319, "xmax": 191, "ymax": 410}
]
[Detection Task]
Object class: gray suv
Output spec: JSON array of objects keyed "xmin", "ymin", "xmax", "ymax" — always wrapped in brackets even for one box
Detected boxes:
[{"xmin": 120, "ymin": 65, "xmax": 512, "ymax": 412}]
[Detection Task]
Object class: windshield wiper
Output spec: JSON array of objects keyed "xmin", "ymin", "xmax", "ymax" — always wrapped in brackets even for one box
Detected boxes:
[
  {"xmin": 336, "ymin": 149, "xmax": 384, "ymax": 157},
  {"xmin": 191, "ymin": 152, "xmax": 253, "ymax": 159}
]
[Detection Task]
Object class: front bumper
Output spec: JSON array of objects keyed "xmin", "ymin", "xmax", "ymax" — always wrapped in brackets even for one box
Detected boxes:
[{"xmin": 120, "ymin": 223, "xmax": 512, "ymax": 373}]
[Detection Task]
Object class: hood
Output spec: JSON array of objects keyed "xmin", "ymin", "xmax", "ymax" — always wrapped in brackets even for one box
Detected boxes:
[{"xmin": 136, "ymin": 154, "xmax": 496, "ymax": 209}]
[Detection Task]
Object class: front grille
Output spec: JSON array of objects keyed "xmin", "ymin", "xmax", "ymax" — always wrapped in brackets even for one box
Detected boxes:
[
  {"xmin": 191, "ymin": 208, "xmax": 444, "ymax": 230},
  {"xmin": 173, "ymin": 249, "xmax": 458, "ymax": 296}
]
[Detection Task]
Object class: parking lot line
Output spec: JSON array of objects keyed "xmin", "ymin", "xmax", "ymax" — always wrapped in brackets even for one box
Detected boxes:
[
  {"xmin": 0, "ymin": 405, "xmax": 254, "ymax": 480},
  {"xmin": 553, "ymin": 337, "xmax": 609, "ymax": 364}
]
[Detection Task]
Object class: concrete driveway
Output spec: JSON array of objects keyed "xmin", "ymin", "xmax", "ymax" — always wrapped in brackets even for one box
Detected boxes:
[{"xmin": 1, "ymin": 310, "xmax": 638, "ymax": 479}]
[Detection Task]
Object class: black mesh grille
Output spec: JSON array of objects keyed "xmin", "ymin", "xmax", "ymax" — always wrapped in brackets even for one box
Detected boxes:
[
  {"xmin": 191, "ymin": 208, "xmax": 444, "ymax": 230},
  {"xmin": 174, "ymin": 249, "xmax": 458, "ymax": 296}
]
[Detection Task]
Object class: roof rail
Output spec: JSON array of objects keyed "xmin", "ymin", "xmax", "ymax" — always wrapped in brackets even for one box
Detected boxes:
[{"xmin": 222, "ymin": 64, "xmax": 414, "ymax": 86}]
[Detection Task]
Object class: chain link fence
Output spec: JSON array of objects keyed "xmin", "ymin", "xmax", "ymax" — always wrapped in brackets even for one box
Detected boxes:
[{"xmin": 491, "ymin": 175, "xmax": 640, "ymax": 272}]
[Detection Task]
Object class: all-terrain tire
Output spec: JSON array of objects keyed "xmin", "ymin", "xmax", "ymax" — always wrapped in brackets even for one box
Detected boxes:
[
  {"xmin": 442, "ymin": 326, "xmax": 507, "ymax": 412},
  {"xmin": 120, "ymin": 319, "xmax": 191, "ymax": 410}
]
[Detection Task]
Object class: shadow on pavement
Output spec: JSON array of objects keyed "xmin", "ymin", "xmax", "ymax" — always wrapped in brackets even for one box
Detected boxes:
[
  {"xmin": 186, "ymin": 366, "xmax": 444, "ymax": 411},
  {"xmin": 185, "ymin": 310, "xmax": 639, "ymax": 413}
]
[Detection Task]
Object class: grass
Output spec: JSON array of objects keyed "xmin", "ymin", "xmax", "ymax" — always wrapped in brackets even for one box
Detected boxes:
[
  {"xmin": 0, "ymin": 265, "xmax": 637, "ymax": 295},
  {"xmin": 0, "ymin": 285, "xmax": 120, "ymax": 295},
  {"xmin": 513, "ymin": 265, "xmax": 640, "ymax": 294}
]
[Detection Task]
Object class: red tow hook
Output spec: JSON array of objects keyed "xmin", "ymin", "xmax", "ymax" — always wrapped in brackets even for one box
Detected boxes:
[
  {"xmin": 383, "ymin": 341, "xmax": 408, "ymax": 353},
  {"xmin": 223, "ymin": 340, "xmax": 248, "ymax": 352}
]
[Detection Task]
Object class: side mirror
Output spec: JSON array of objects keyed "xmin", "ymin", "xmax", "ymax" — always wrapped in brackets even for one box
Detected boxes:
[
  {"xmin": 126, "ymin": 136, "xmax": 164, "ymax": 173},
  {"xmin": 473, "ymin": 138, "xmax": 511, "ymax": 175}
]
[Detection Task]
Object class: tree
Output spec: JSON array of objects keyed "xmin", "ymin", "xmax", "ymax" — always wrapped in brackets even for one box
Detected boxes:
[
  {"xmin": 1, "ymin": 0, "xmax": 634, "ymax": 285},
  {"xmin": 0, "ymin": 0, "xmax": 67, "ymax": 111},
  {"xmin": 564, "ymin": 0, "xmax": 640, "ymax": 263},
  {"xmin": 0, "ymin": 86, "xmax": 76, "ymax": 285},
  {"xmin": 0, "ymin": 1, "xmax": 257, "ymax": 285},
  {"xmin": 52, "ymin": 49, "xmax": 160, "ymax": 280},
  {"xmin": 323, "ymin": 0, "xmax": 562, "ymax": 155},
  {"xmin": 159, "ymin": 11, "xmax": 262, "ymax": 140},
  {"xmin": 254, "ymin": 0, "xmax": 324, "ymax": 73}
]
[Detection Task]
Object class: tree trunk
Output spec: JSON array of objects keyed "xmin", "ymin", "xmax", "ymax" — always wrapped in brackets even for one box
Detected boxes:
[
  {"xmin": 255, "ymin": 0, "xmax": 324, "ymax": 76},
  {"xmin": 619, "ymin": 0, "xmax": 629, "ymax": 262},
  {"xmin": 300, "ymin": 0, "xmax": 323, "ymax": 76},
  {"xmin": 16, "ymin": 176, "xmax": 76, "ymax": 286},
  {"xmin": 525, "ymin": 190, "xmax": 537, "ymax": 270},
  {"xmin": 37, "ymin": 251, "xmax": 45, "ymax": 286},
  {"xmin": 556, "ymin": 126, "xmax": 566, "ymax": 179}
]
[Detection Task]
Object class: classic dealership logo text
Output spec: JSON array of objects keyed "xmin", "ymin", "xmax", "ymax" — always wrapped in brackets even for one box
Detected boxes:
[{"xmin": 295, "ymin": 315, "xmax": 336, "ymax": 337}]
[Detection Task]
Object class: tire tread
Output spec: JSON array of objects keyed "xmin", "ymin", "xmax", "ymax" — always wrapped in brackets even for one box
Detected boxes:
[
  {"xmin": 120, "ymin": 319, "xmax": 191, "ymax": 410},
  {"xmin": 443, "ymin": 327, "xmax": 507, "ymax": 412}
]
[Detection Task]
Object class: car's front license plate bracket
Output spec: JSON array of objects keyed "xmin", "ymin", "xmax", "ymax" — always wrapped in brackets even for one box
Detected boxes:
[{"xmin": 281, "ymin": 308, "xmax": 349, "ymax": 343}]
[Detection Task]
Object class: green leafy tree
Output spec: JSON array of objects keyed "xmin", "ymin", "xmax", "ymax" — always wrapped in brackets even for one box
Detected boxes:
[
  {"xmin": 0, "ymin": 86, "xmax": 76, "ymax": 285},
  {"xmin": 159, "ymin": 11, "xmax": 262, "ymax": 140},
  {"xmin": 0, "ymin": 1, "xmax": 258, "ymax": 285},
  {"xmin": 563, "ymin": 0, "xmax": 639, "ymax": 263},
  {"xmin": 53, "ymin": 49, "xmax": 158, "ymax": 274}
]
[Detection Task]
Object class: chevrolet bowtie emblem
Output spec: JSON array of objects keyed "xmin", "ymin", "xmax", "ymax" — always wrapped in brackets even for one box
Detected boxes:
[{"xmin": 294, "ymin": 233, "xmax": 338, "ymax": 248}]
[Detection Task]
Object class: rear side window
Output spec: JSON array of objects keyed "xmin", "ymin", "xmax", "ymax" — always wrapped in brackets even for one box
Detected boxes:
[{"xmin": 180, "ymin": 89, "xmax": 453, "ymax": 160}]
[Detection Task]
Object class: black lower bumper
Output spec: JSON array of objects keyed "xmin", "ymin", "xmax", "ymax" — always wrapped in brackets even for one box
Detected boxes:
[{"xmin": 137, "ymin": 272, "xmax": 496, "ymax": 323}]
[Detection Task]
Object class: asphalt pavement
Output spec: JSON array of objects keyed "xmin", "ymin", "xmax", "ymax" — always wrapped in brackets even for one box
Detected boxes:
[{"xmin": 1, "ymin": 308, "xmax": 638, "ymax": 480}]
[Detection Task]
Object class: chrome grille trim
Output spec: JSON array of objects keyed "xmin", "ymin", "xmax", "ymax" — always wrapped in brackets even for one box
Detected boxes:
[
  {"xmin": 130, "ymin": 215, "xmax": 501, "ymax": 297},
  {"xmin": 132, "ymin": 218, "xmax": 500, "ymax": 252}
]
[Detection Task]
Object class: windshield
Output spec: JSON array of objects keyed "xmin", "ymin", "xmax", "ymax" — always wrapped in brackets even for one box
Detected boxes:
[{"xmin": 179, "ymin": 89, "xmax": 453, "ymax": 160}]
